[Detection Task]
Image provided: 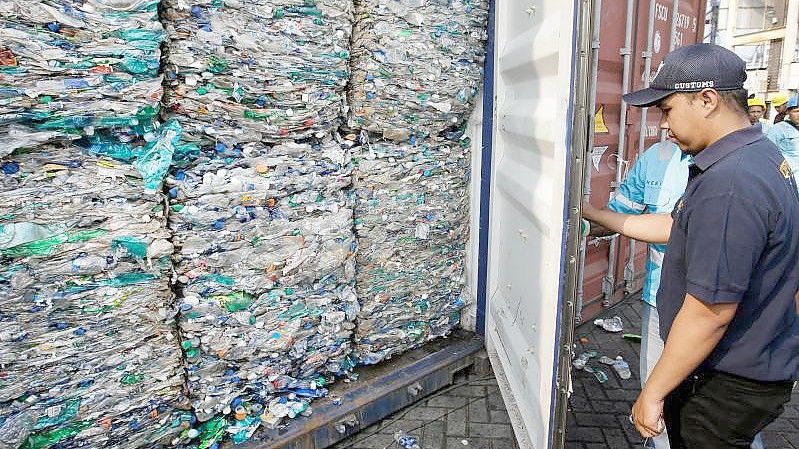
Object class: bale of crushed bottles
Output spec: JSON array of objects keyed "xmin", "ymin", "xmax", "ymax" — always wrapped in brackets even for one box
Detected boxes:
[
  {"xmin": 161, "ymin": 0, "xmax": 354, "ymax": 147},
  {"xmin": 0, "ymin": 0, "xmax": 166, "ymax": 155},
  {"xmin": 348, "ymin": 0, "xmax": 489, "ymax": 142},
  {"xmin": 352, "ymin": 138, "xmax": 470, "ymax": 364},
  {"xmin": 165, "ymin": 135, "xmax": 359, "ymax": 442},
  {"xmin": 160, "ymin": 0, "xmax": 361, "ymax": 438},
  {"xmin": 0, "ymin": 144, "xmax": 188, "ymax": 449}
]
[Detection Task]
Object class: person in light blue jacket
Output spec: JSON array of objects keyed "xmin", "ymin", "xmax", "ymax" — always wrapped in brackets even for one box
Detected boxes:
[
  {"xmin": 604, "ymin": 141, "xmax": 689, "ymax": 449},
  {"xmin": 766, "ymin": 95, "xmax": 799, "ymax": 176}
]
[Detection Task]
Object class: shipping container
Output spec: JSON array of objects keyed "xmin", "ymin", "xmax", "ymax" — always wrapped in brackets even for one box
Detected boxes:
[
  {"xmin": 0, "ymin": 1, "xmax": 708, "ymax": 448},
  {"xmin": 238, "ymin": 1, "xmax": 708, "ymax": 449},
  {"xmin": 580, "ymin": 0, "xmax": 708, "ymax": 320}
]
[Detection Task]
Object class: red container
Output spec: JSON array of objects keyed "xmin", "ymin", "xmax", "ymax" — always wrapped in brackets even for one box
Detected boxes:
[{"xmin": 581, "ymin": 0, "xmax": 707, "ymax": 321}]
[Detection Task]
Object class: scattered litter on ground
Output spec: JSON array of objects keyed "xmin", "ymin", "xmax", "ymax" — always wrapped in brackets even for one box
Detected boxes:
[
  {"xmin": 394, "ymin": 430, "xmax": 421, "ymax": 449},
  {"xmin": 612, "ymin": 356, "xmax": 632, "ymax": 380},
  {"xmin": 623, "ymin": 333, "xmax": 642, "ymax": 342},
  {"xmin": 572, "ymin": 350, "xmax": 599, "ymax": 370},
  {"xmin": 593, "ymin": 315, "xmax": 623, "ymax": 332}
]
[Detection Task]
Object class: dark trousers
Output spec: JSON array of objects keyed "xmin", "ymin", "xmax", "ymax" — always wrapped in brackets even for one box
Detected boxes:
[{"xmin": 664, "ymin": 370, "xmax": 793, "ymax": 448}]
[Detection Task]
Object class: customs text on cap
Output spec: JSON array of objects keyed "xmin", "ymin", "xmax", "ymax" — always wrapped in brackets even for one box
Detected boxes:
[{"xmin": 623, "ymin": 43, "xmax": 747, "ymax": 108}]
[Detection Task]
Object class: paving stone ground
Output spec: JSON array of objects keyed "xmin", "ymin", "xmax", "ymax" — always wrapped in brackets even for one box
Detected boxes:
[
  {"xmin": 331, "ymin": 370, "xmax": 520, "ymax": 449},
  {"xmin": 567, "ymin": 295, "xmax": 799, "ymax": 449},
  {"xmin": 332, "ymin": 295, "xmax": 799, "ymax": 449}
]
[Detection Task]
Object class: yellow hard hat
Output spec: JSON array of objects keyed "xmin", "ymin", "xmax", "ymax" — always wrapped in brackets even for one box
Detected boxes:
[
  {"xmin": 748, "ymin": 97, "xmax": 766, "ymax": 108},
  {"xmin": 772, "ymin": 92, "xmax": 790, "ymax": 107}
]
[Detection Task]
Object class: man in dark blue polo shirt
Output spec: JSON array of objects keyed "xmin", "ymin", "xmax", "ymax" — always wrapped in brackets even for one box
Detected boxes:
[{"xmin": 583, "ymin": 43, "xmax": 799, "ymax": 449}]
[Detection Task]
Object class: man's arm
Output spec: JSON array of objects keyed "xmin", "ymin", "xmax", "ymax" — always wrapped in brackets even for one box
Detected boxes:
[
  {"xmin": 632, "ymin": 295, "xmax": 738, "ymax": 436},
  {"xmin": 583, "ymin": 201, "xmax": 672, "ymax": 243}
]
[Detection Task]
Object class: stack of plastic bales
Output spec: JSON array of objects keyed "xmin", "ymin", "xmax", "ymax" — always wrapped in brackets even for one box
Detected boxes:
[
  {"xmin": 0, "ymin": 2, "xmax": 192, "ymax": 448},
  {"xmin": 161, "ymin": 0, "xmax": 359, "ymax": 441},
  {"xmin": 348, "ymin": 0, "xmax": 489, "ymax": 142},
  {"xmin": 349, "ymin": 0, "xmax": 488, "ymax": 364},
  {"xmin": 0, "ymin": 0, "xmax": 166, "ymax": 154},
  {"xmin": 0, "ymin": 145, "xmax": 188, "ymax": 449}
]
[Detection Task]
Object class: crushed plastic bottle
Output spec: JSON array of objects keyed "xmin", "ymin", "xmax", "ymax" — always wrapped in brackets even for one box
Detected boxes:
[
  {"xmin": 598, "ymin": 356, "xmax": 616, "ymax": 365},
  {"xmin": 572, "ymin": 351, "xmax": 598, "ymax": 370},
  {"xmin": 584, "ymin": 366, "xmax": 609, "ymax": 384},
  {"xmin": 0, "ymin": 0, "xmax": 166, "ymax": 150},
  {"xmin": 593, "ymin": 315, "xmax": 624, "ymax": 333},
  {"xmin": 349, "ymin": 0, "xmax": 489, "ymax": 141},
  {"xmin": 612, "ymin": 356, "xmax": 632, "ymax": 380},
  {"xmin": 394, "ymin": 431, "xmax": 422, "ymax": 449},
  {"xmin": 352, "ymin": 137, "xmax": 470, "ymax": 364},
  {"xmin": 134, "ymin": 119, "xmax": 183, "ymax": 194},
  {"xmin": 161, "ymin": 0, "xmax": 355, "ymax": 146},
  {"xmin": 0, "ymin": 144, "xmax": 187, "ymax": 449}
]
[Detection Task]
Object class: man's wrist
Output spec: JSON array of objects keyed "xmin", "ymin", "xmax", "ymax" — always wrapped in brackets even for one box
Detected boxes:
[
  {"xmin": 587, "ymin": 209, "xmax": 618, "ymax": 233},
  {"xmin": 640, "ymin": 381, "xmax": 669, "ymax": 402}
]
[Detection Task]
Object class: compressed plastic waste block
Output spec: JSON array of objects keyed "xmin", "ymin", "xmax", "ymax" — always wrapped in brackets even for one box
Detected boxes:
[
  {"xmin": 161, "ymin": 0, "xmax": 360, "ymax": 435},
  {"xmin": 349, "ymin": 0, "xmax": 489, "ymax": 141},
  {"xmin": 166, "ymin": 135, "xmax": 359, "ymax": 434},
  {"xmin": 161, "ymin": 0, "xmax": 354, "ymax": 147},
  {"xmin": 0, "ymin": 145, "xmax": 188, "ymax": 449},
  {"xmin": 352, "ymin": 138, "xmax": 470, "ymax": 364},
  {"xmin": 0, "ymin": 0, "xmax": 166, "ymax": 154}
]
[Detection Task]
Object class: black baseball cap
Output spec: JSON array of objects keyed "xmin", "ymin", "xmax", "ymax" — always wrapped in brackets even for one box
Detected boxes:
[{"xmin": 624, "ymin": 43, "xmax": 747, "ymax": 108}]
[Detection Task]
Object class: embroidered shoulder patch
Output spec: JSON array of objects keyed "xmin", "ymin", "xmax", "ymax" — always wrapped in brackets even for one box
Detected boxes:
[{"xmin": 780, "ymin": 160, "xmax": 793, "ymax": 179}]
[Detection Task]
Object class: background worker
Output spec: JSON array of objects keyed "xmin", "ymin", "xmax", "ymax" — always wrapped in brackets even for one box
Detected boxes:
[
  {"xmin": 772, "ymin": 92, "xmax": 790, "ymax": 124},
  {"xmin": 748, "ymin": 97, "xmax": 770, "ymax": 133},
  {"xmin": 767, "ymin": 95, "xmax": 799, "ymax": 176}
]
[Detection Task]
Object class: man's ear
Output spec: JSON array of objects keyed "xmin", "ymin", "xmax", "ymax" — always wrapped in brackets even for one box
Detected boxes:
[{"xmin": 698, "ymin": 88, "xmax": 721, "ymax": 116}]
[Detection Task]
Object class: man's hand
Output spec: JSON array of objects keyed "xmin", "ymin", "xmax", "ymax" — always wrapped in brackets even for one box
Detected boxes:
[
  {"xmin": 632, "ymin": 390, "xmax": 665, "ymax": 438},
  {"xmin": 632, "ymin": 295, "xmax": 738, "ymax": 438},
  {"xmin": 581, "ymin": 200, "xmax": 672, "ymax": 244},
  {"xmin": 581, "ymin": 200, "xmax": 600, "ymax": 221}
]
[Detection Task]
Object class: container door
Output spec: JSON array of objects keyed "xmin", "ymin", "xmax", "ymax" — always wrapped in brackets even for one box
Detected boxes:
[{"xmin": 484, "ymin": 0, "xmax": 590, "ymax": 448}]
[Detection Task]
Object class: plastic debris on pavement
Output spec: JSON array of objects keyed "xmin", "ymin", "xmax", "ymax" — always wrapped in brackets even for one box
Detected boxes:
[
  {"xmin": 0, "ymin": 144, "xmax": 188, "ymax": 449},
  {"xmin": 166, "ymin": 135, "xmax": 359, "ymax": 432},
  {"xmin": 572, "ymin": 350, "xmax": 598, "ymax": 371},
  {"xmin": 349, "ymin": 0, "xmax": 489, "ymax": 141},
  {"xmin": 352, "ymin": 138, "xmax": 470, "ymax": 364},
  {"xmin": 161, "ymin": 0, "xmax": 354, "ymax": 147},
  {"xmin": 395, "ymin": 431, "xmax": 422, "ymax": 449},
  {"xmin": 622, "ymin": 333, "xmax": 642, "ymax": 342},
  {"xmin": 584, "ymin": 366, "xmax": 609, "ymax": 384},
  {"xmin": 593, "ymin": 315, "xmax": 623, "ymax": 333},
  {"xmin": 611, "ymin": 356, "xmax": 631, "ymax": 380},
  {"xmin": 597, "ymin": 356, "xmax": 615, "ymax": 365},
  {"xmin": 0, "ymin": 0, "xmax": 166, "ymax": 154}
]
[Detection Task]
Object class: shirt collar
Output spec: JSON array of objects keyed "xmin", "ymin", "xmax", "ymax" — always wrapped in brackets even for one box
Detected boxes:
[{"xmin": 692, "ymin": 124, "xmax": 763, "ymax": 171}]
